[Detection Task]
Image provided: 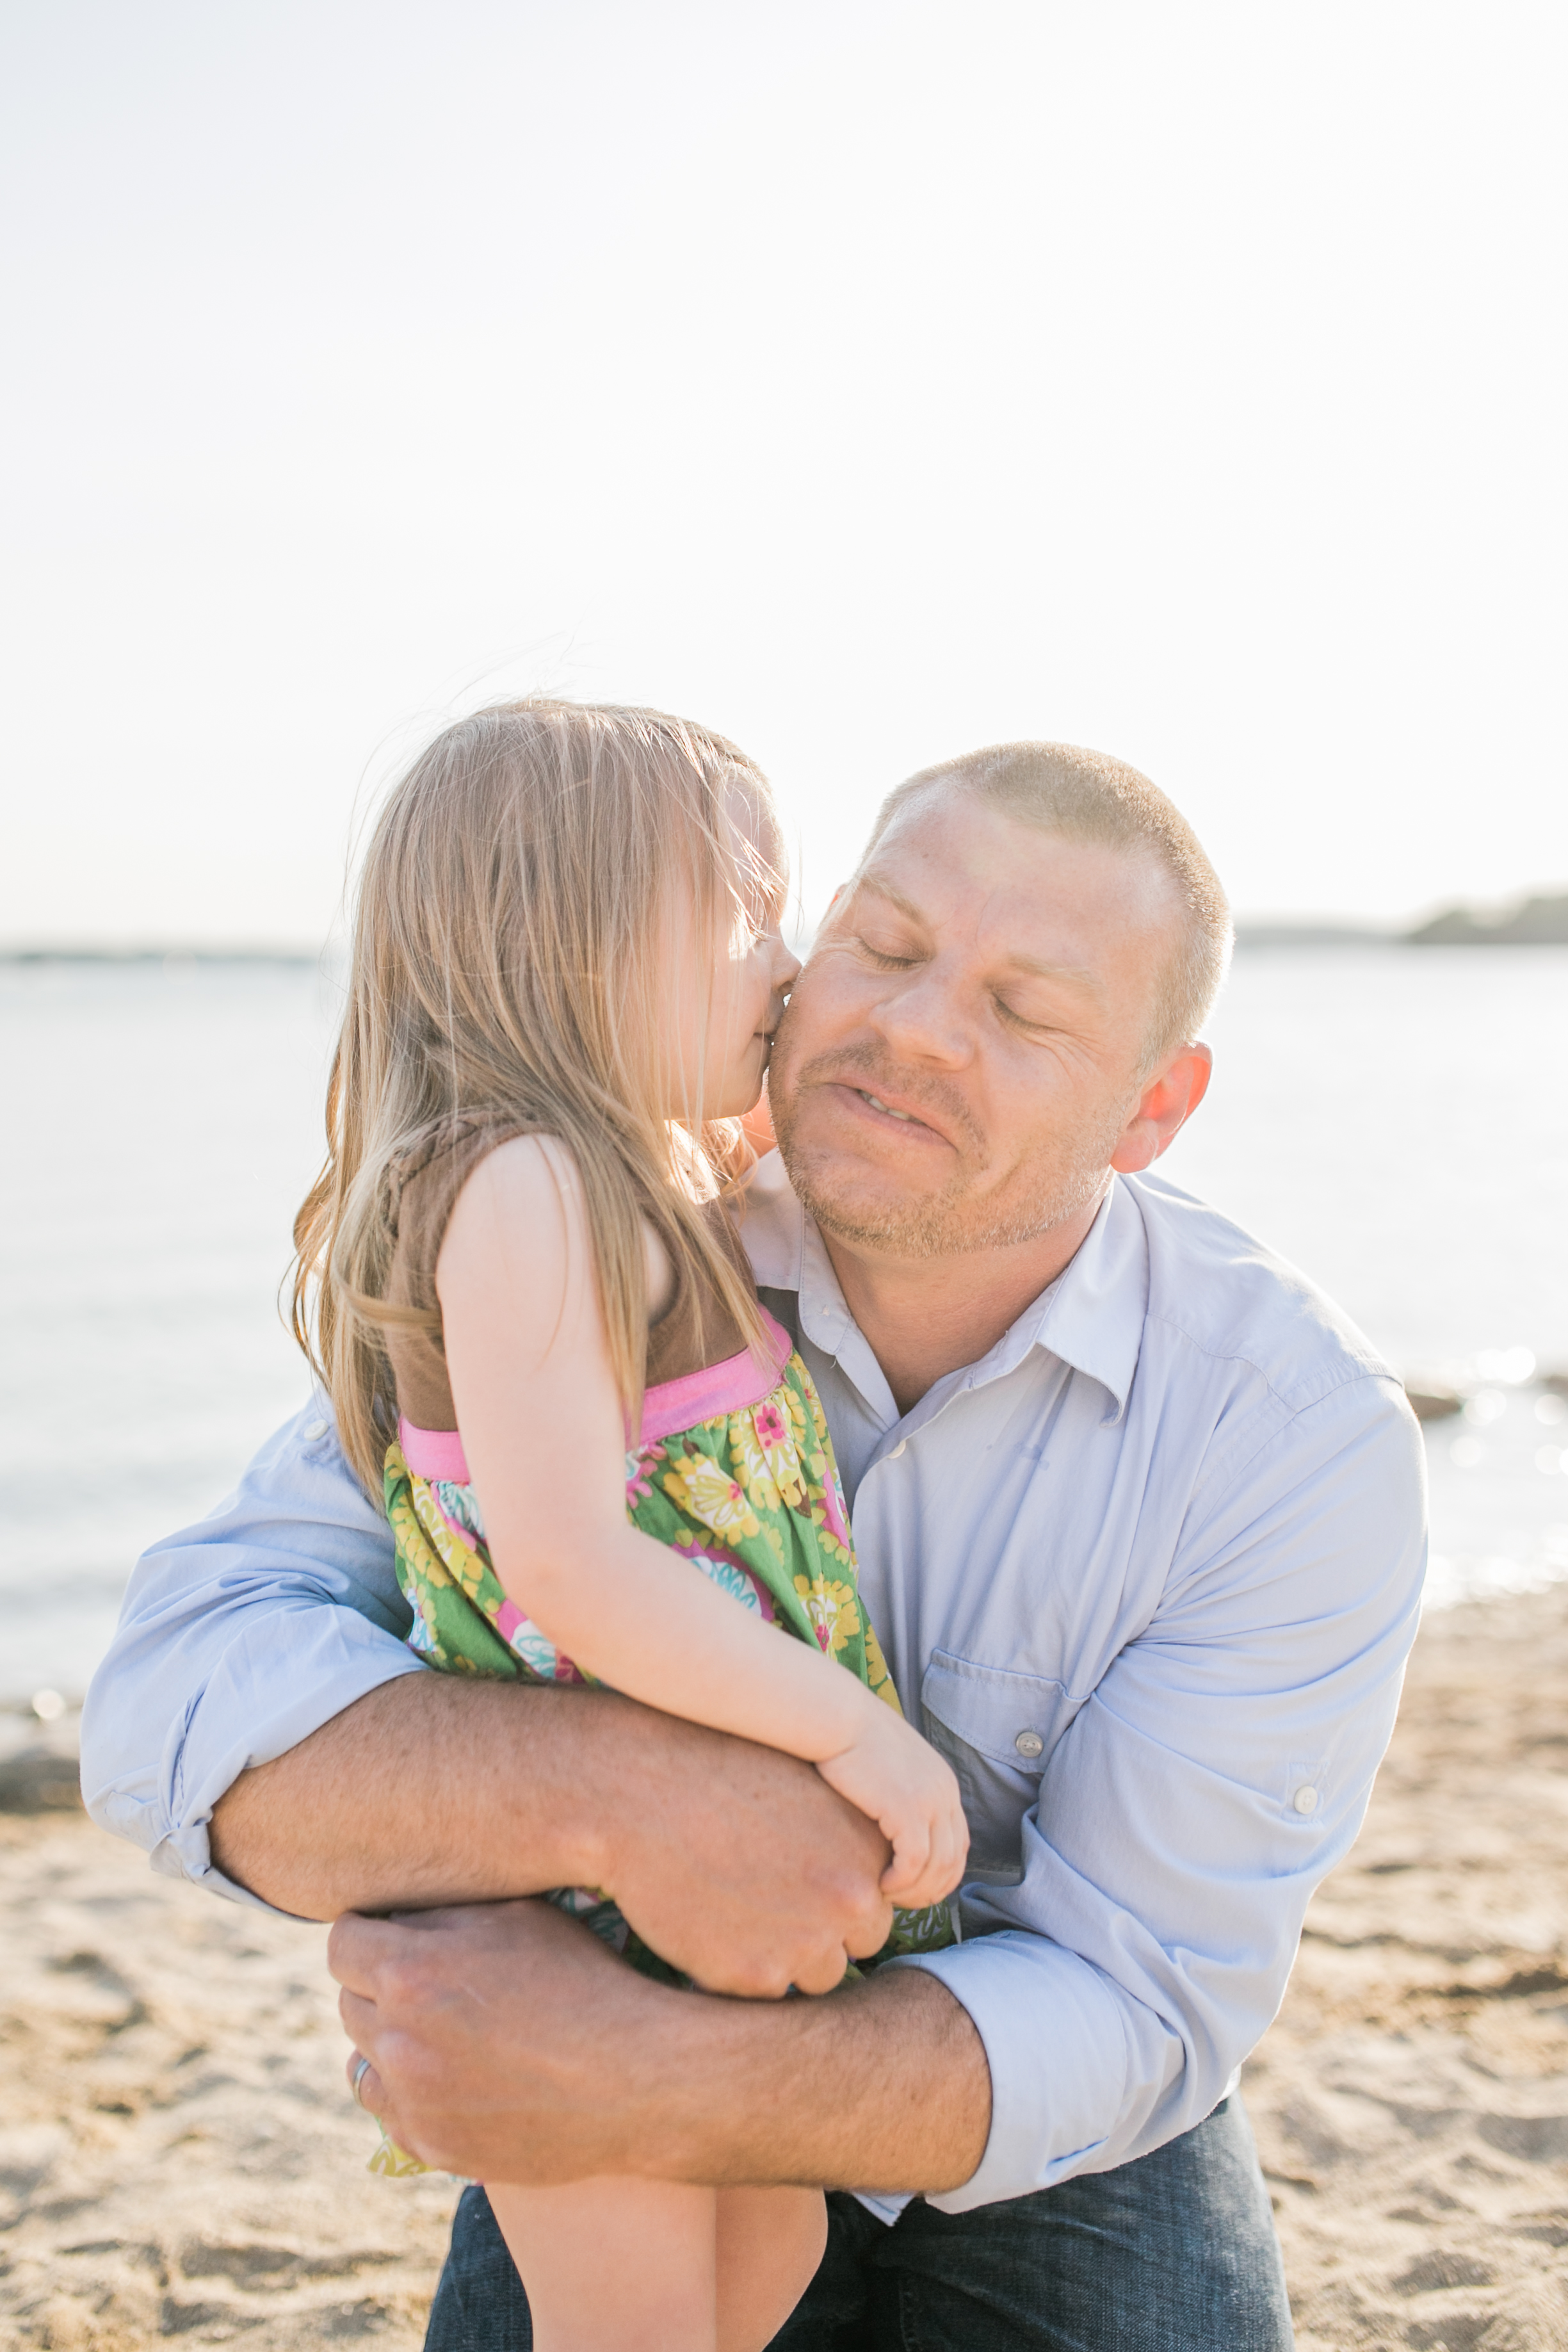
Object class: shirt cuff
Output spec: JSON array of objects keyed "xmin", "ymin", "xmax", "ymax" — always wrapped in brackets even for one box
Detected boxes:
[
  {"xmin": 85, "ymin": 1605, "xmax": 426, "ymax": 1917},
  {"xmin": 890, "ymin": 1931, "xmax": 1134, "ymax": 2212}
]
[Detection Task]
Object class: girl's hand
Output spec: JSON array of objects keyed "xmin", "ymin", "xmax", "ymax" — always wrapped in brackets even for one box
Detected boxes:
[{"xmin": 814, "ymin": 1705, "xmax": 969, "ymax": 1911}]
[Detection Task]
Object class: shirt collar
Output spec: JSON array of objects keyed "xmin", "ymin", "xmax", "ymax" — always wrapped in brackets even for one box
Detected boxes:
[
  {"xmin": 1030, "ymin": 1177, "xmax": 1149, "ymax": 1422},
  {"xmin": 736, "ymin": 1153, "xmax": 1149, "ymax": 1423},
  {"xmin": 734, "ymin": 1148, "xmax": 808, "ymax": 1292}
]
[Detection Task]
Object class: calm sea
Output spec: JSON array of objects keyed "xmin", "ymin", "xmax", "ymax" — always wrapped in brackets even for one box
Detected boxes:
[{"xmin": 2, "ymin": 947, "xmax": 1565, "ymax": 1705}]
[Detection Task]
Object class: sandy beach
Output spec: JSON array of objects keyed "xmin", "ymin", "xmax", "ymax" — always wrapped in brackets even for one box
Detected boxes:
[
  {"xmin": 1246, "ymin": 1584, "xmax": 1568, "ymax": 2349},
  {"xmin": 3, "ymin": 1587, "xmax": 1565, "ymax": 2352}
]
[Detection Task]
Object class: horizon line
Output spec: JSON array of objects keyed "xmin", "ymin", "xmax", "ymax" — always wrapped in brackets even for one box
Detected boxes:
[{"xmin": 6, "ymin": 884, "xmax": 1568, "ymax": 965}]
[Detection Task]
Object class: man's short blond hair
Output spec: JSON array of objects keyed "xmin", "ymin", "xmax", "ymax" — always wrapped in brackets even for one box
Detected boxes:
[{"xmin": 864, "ymin": 742, "xmax": 1233, "ymax": 1069}]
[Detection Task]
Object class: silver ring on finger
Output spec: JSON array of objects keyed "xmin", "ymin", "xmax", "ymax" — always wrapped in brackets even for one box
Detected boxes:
[{"xmin": 351, "ymin": 2054, "xmax": 374, "ymax": 2109}]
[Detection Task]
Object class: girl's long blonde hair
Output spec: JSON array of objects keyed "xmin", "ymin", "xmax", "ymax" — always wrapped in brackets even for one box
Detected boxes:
[{"xmin": 291, "ymin": 697, "xmax": 782, "ymax": 1496}]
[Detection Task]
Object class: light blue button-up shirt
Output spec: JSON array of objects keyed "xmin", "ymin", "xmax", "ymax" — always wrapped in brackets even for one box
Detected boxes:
[{"xmin": 82, "ymin": 1160, "xmax": 1426, "ymax": 2213}]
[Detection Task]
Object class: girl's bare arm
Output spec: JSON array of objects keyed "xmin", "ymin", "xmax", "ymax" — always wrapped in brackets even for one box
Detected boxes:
[
  {"xmin": 439, "ymin": 1138, "xmax": 966, "ymax": 1906},
  {"xmin": 211, "ymin": 1671, "xmax": 896, "ymax": 1995}
]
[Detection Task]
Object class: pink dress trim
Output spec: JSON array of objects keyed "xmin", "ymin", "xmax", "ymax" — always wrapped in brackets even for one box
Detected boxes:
[
  {"xmin": 396, "ymin": 1306, "xmax": 795, "ymax": 1484},
  {"xmin": 396, "ymin": 1422, "xmax": 471, "ymax": 1484},
  {"xmin": 636, "ymin": 1307, "xmax": 794, "ymax": 1442}
]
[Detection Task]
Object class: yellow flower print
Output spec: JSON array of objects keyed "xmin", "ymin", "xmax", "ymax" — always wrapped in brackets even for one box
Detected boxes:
[
  {"xmin": 727, "ymin": 1424, "xmax": 778, "ymax": 1513},
  {"xmin": 861, "ymin": 1618, "xmax": 902, "ymax": 1712},
  {"xmin": 662, "ymin": 1446, "xmax": 761, "ymax": 1543},
  {"xmin": 729, "ymin": 1390, "xmax": 807, "ymax": 1514},
  {"xmin": 410, "ymin": 1478, "xmax": 489, "ymax": 1603},
  {"xmin": 786, "ymin": 1384, "xmax": 818, "ymax": 1465},
  {"xmin": 387, "ymin": 1487, "xmax": 451, "ymax": 1590},
  {"xmin": 804, "ymin": 1383, "xmax": 841, "ymax": 1496},
  {"xmin": 793, "ymin": 1572, "xmax": 863, "ymax": 1657},
  {"xmin": 807, "ymin": 1454, "xmax": 853, "ymax": 1564}
]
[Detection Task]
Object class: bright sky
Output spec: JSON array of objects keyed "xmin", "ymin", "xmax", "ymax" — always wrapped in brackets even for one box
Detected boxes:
[{"xmin": 3, "ymin": 1, "xmax": 1564, "ymax": 946}]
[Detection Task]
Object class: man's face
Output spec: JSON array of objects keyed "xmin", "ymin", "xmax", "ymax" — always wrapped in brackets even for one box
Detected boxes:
[{"xmin": 768, "ymin": 789, "xmax": 1187, "ymax": 1259}]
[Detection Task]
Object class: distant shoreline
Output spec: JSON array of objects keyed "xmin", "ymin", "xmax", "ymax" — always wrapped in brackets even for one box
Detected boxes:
[
  {"xmin": 5, "ymin": 888, "xmax": 1568, "ymax": 964},
  {"xmin": 1232, "ymin": 923, "xmax": 1397, "ymax": 949},
  {"xmin": 1235, "ymin": 889, "xmax": 1568, "ymax": 949},
  {"xmin": 11, "ymin": 937, "xmax": 1568, "ymax": 963},
  {"xmin": 1233, "ymin": 929, "xmax": 1568, "ymax": 951},
  {"xmin": 0, "ymin": 946, "xmax": 325, "ymax": 966}
]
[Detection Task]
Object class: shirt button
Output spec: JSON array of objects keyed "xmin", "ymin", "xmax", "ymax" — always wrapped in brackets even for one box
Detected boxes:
[
  {"xmin": 1293, "ymin": 1785, "xmax": 1320, "ymax": 1816},
  {"xmin": 889, "ymin": 1440, "xmax": 907, "ymax": 1459},
  {"xmin": 304, "ymin": 1419, "xmax": 329, "ymax": 1441},
  {"xmin": 1014, "ymin": 1730, "xmax": 1044, "ymax": 1759}
]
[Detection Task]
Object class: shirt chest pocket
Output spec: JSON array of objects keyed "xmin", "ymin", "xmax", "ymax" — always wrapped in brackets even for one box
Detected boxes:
[{"xmin": 920, "ymin": 1650, "xmax": 1080, "ymax": 1886}]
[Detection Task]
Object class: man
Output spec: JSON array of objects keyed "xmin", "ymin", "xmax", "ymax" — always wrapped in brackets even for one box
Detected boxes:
[{"xmin": 83, "ymin": 742, "xmax": 1426, "ymax": 2349}]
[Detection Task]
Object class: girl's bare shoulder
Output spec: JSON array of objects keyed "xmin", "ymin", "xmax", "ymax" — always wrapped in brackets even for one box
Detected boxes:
[{"xmin": 442, "ymin": 1131, "xmax": 674, "ymax": 1320}]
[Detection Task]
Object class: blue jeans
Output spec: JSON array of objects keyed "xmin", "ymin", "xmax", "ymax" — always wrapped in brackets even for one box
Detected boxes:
[{"xmin": 422, "ymin": 2097, "xmax": 1293, "ymax": 2349}]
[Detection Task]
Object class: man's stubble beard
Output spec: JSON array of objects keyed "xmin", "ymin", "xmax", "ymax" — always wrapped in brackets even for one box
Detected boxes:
[{"xmin": 770, "ymin": 1044, "xmax": 1130, "ymax": 1262}]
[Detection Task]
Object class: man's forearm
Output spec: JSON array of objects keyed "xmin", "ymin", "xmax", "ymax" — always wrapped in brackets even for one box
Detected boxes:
[
  {"xmin": 213, "ymin": 1673, "xmax": 896, "ymax": 2000},
  {"xmin": 210, "ymin": 1674, "xmax": 618, "ymax": 1918},
  {"xmin": 647, "ymin": 1962, "xmax": 992, "ymax": 2194},
  {"xmin": 334, "ymin": 1899, "xmax": 992, "ymax": 2194}
]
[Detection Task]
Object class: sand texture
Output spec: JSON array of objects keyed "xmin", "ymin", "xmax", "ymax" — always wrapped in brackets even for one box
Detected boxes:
[
  {"xmin": 0, "ymin": 1814, "xmax": 459, "ymax": 2349},
  {"xmin": 1243, "ymin": 1586, "xmax": 1568, "ymax": 2349},
  {"xmin": 3, "ymin": 1587, "xmax": 1566, "ymax": 2350}
]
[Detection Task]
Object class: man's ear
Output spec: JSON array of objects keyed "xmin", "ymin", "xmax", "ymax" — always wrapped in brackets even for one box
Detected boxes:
[{"xmin": 1109, "ymin": 1045, "xmax": 1213, "ymax": 1175}]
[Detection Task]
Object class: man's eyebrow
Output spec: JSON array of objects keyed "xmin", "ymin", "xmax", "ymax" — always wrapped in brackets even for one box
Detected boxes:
[
  {"xmin": 853, "ymin": 874, "xmax": 930, "ymax": 929},
  {"xmin": 855, "ymin": 875, "xmax": 1103, "ymax": 996},
  {"xmin": 1000, "ymin": 950, "xmax": 1104, "ymax": 997}
]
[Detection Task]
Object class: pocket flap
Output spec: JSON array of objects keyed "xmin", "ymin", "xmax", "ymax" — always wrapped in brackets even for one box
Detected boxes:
[{"xmin": 921, "ymin": 1649, "xmax": 1075, "ymax": 1772}]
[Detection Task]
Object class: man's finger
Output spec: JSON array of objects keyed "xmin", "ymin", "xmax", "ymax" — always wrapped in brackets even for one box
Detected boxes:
[
  {"xmin": 327, "ymin": 1908, "xmax": 414, "ymax": 1993},
  {"xmin": 844, "ymin": 1892, "xmax": 895, "ymax": 1962},
  {"xmin": 791, "ymin": 1941, "xmax": 857, "ymax": 1997},
  {"xmin": 338, "ymin": 1985, "xmax": 384, "ymax": 2055},
  {"xmin": 345, "ymin": 2048, "xmax": 385, "ymax": 2116}
]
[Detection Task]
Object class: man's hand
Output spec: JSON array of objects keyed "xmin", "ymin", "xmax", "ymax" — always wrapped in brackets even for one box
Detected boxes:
[
  {"xmin": 595, "ymin": 1698, "xmax": 894, "ymax": 1996},
  {"xmin": 332, "ymin": 1898, "xmax": 990, "ymax": 2193},
  {"xmin": 211, "ymin": 1676, "xmax": 893, "ymax": 1993}
]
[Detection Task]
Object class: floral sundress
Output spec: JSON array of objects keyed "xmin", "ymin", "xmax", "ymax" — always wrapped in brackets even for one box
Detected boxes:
[{"xmin": 384, "ymin": 1304, "xmax": 957, "ymax": 1986}]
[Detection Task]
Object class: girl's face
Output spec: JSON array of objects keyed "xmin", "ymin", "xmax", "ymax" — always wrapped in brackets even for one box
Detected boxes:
[{"xmin": 667, "ymin": 783, "xmax": 802, "ymax": 1121}]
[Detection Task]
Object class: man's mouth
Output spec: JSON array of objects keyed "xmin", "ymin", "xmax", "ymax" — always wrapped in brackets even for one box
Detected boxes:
[
  {"xmin": 788, "ymin": 1054, "xmax": 976, "ymax": 1157},
  {"xmin": 839, "ymin": 1082, "xmax": 957, "ymax": 1148},
  {"xmin": 859, "ymin": 1090, "xmax": 914, "ymax": 1123}
]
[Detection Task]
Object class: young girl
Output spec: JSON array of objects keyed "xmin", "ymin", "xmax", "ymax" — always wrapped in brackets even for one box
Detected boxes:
[{"xmin": 293, "ymin": 700, "xmax": 968, "ymax": 2352}]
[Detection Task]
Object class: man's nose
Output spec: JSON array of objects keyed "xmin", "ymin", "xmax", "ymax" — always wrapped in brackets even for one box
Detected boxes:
[{"xmin": 868, "ymin": 966, "xmax": 973, "ymax": 1067}]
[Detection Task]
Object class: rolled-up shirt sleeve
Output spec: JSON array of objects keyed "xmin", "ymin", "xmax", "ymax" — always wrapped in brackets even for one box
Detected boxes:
[
  {"xmin": 80, "ymin": 1400, "xmax": 423, "ymax": 1910},
  {"xmin": 900, "ymin": 1372, "xmax": 1427, "ymax": 2212}
]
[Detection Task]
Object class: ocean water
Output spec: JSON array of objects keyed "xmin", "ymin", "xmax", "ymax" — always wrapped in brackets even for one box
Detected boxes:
[
  {"xmin": 2, "ymin": 959, "xmax": 337, "ymax": 1708},
  {"xmin": 1, "ymin": 946, "xmax": 1565, "ymax": 1706},
  {"xmin": 1160, "ymin": 946, "xmax": 1568, "ymax": 1616}
]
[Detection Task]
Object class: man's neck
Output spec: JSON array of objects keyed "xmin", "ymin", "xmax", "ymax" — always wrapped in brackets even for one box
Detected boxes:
[{"xmin": 818, "ymin": 1185, "xmax": 1109, "ymax": 1418}]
